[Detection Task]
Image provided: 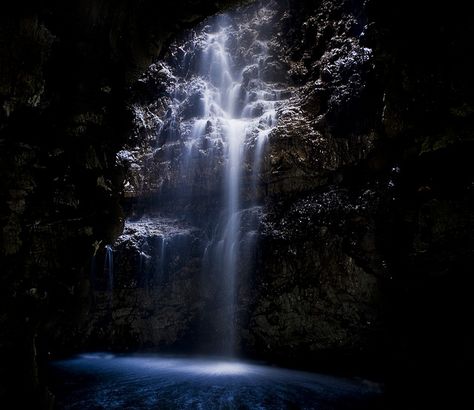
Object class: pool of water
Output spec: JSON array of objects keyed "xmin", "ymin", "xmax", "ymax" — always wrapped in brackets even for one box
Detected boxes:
[{"xmin": 48, "ymin": 354, "xmax": 384, "ymax": 409}]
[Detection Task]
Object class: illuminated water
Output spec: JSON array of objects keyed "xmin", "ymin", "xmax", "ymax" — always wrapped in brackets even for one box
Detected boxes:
[
  {"xmin": 156, "ymin": 5, "xmax": 285, "ymax": 353},
  {"xmin": 49, "ymin": 354, "xmax": 383, "ymax": 409}
]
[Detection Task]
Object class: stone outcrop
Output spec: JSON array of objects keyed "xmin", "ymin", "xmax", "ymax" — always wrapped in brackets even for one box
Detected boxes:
[{"xmin": 84, "ymin": 219, "xmax": 207, "ymax": 350}]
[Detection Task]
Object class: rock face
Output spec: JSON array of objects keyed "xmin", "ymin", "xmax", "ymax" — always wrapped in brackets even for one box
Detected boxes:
[
  {"xmin": 367, "ymin": 1, "xmax": 474, "ymax": 406},
  {"xmin": 105, "ymin": 0, "xmax": 384, "ymax": 371},
  {"xmin": 1, "ymin": 0, "xmax": 473, "ymax": 408},
  {"xmin": 86, "ymin": 219, "xmax": 208, "ymax": 350},
  {"xmin": 96, "ymin": 0, "xmax": 474, "ymax": 407},
  {"xmin": 0, "ymin": 0, "xmax": 247, "ymax": 407},
  {"xmin": 240, "ymin": 0, "xmax": 383, "ymax": 369}
]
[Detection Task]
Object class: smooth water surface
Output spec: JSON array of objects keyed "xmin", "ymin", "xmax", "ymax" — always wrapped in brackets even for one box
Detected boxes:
[{"xmin": 49, "ymin": 354, "xmax": 383, "ymax": 409}]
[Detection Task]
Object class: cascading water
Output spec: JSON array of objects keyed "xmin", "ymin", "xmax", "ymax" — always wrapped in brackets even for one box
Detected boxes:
[
  {"xmin": 158, "ymin": 6, "xmax": 287, "ymax": 354},
  {"xmin": 114, "ymin": 1, "xmax": 290, "ymax": 355},
  {"xmin": 159, "ymin": 235, "xmax": 167, "ymax": 277},
  {"xmin": 104, "ymin": 245, "xmax": 114, "ymax": 305}
]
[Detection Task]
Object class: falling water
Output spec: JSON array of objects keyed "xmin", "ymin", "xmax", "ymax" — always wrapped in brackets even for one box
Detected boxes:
[
  {"xmin": 104, "ymin": 245, "xmax": 114, "ymax": 305},
  {"xmin": 159, "ymin": 235, "xmax": 167, "ymax": 280},
  {"xmin": 151, "ymin": 4, "xmax": 288, "ymax": 355},
  {"xmin": 110, "ymin": 0, "xmax": 292, "ymax": 356}
]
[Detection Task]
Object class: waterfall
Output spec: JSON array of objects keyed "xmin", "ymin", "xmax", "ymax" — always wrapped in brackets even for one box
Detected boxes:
[
  {"xmin": 104, "ymin": 245, "xmax": 114, "ymax": 305},
  {"xmin": 159, "ymin": 235, "xmax": 167, "ymax": 280},
  {"xmin": 152, "ymin": 4, "xmax": 287, "ymax": 355},
  {"xmin": 120, "ymin": 1, "xmax": 289, "ymax": 355}
]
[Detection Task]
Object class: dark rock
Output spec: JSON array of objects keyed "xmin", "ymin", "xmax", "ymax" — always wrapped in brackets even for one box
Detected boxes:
[
  {"xmin": 114, "ymin": 0, "xmax": 384, "ymax": 373},
  {"xmin": 84, "ymin": 218, "xmax": 208, "ymax": 350},
  {"xmin": 0, "ymin": 0, "xmax": 249, "ymax": 407}
]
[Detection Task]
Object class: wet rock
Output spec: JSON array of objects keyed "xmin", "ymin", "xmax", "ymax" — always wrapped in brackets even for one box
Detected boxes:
[
  {"xmin": 85, "ymin": 218, "xmax": 208, "ymax": 350},
  {"xmin": 0, "ymin": 0, "xmax": 248, "ymax": 406},
  {"xmin": 235, "ymin": 185, "xmax": 387, "ymax": 368},
  {"xmin": 260, "ymin": 60, "xmax": 288, "ymax": 83},
  {"xmin": 117, "ymin": 0, "xmax": 384, "ymax": 370}
]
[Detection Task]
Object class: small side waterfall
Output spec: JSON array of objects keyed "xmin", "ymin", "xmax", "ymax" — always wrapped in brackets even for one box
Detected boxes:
[
  {"xmin": 159, "ymin": 235, "xmax": 167, "ymax": 282},
  {"xmin": 104, "ymin": 245, "xmax": 114, "ymax": 305}
]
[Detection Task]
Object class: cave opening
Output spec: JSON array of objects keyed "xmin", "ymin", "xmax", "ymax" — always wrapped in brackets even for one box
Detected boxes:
[{"xmin": 2, "ymin": 0, "xmax": 473, "ymax": 408}]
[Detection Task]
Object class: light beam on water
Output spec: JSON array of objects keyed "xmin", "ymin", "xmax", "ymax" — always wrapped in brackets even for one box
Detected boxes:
[{"xmin": 49, "ymin": 354, "xmax": 383, "ymax": 409}]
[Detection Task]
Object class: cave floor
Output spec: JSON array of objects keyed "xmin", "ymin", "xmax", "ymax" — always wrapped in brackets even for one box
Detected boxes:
[{"xmin": 48, "ymin": 353, "xmax": 384, "ymax": 409}]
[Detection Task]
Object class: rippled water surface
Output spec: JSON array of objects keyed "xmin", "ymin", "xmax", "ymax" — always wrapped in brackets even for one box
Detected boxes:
[{"xmin": 49, "ymin": 354, "xmax": 383, "ymax": 409}]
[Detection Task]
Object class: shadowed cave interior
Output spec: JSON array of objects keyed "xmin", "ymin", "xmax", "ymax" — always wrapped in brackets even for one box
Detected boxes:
[{"xmin": 1, "ymin": 0, "xmax": 473, "ymax": 408}]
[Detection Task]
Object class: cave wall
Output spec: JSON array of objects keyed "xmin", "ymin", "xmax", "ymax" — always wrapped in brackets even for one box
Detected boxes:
[
  {"xmin": 92, "ymin": 0, "xmax": 474, "ymax": 406},
  {"xmin": 86, "ymin": 0, "xmax": 381, "ymax": 366},
  {"xmin": 106, "ymin": 0, "xmax": 383, "ymax": 369},
  {"xmin": 241, "ymin": 0, "xmax": 383, "ymax": 370},
  {"xmin": 367, "ymin": 0, "xmax": 474, "ymax": 406},
  {"xmin": 0, "ymin": 0, "xmax": 248, "ymax": 406},
  {"xmin": 256, "ymin": 5, "xmax": 474, "ymax": 405},
  {"xmin": 261, "ymin": 2, "xmax": 474, "ymax": 406}
]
